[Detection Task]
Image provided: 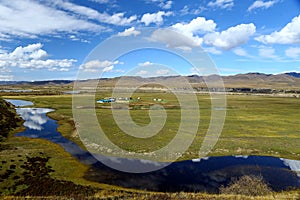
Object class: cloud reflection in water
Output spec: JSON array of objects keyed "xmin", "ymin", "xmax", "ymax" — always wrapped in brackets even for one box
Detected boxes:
[{"xmin": 17, "ymin": 108, "xmax": 53, "ymax": 130}]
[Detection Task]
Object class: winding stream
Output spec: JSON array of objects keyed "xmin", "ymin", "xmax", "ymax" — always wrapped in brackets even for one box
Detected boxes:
[{"xmin": 6, "ymin": 99, "xmax": 300, "ymax": 193}]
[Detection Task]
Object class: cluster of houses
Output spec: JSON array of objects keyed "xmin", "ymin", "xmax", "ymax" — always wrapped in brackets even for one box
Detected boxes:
[
  {"xmin": 153, "ymin": 98, "xmax": 163, "ymax": 102},
  {"xmin": 97, "ymin": 97, "xmax": 141, "ymax": 103},
  {"xmin": 96, "ymin": 97, "xmax": 165, "ymax": 103}
]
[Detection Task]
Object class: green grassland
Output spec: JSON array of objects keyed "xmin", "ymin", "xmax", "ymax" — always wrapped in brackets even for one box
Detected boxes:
[
  {"xmin": 2, "ymin": 93, "xmax": 300, "ymax": 199},
  {"xmin": 5, "ymin": 92, "xmax": 300, "ymax": 160}
]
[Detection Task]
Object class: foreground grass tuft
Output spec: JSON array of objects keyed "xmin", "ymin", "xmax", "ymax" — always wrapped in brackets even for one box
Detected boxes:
[{"xmin": 220, "ymin": 175, "xmax": 273, "ymax": 196}]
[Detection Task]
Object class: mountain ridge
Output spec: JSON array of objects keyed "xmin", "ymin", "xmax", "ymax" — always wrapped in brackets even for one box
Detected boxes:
[{"xmin": 1, "ymin": 72, "xmax": 300, "ymax": 90}]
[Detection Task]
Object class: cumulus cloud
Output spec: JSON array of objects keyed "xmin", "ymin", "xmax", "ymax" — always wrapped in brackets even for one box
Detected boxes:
[
  {"xmin": 117, "ymin": 27, "xmax": 141, "ymax": 37},
  {"xmin": 208, "ymin": 0, "xmax": 234, "ymax": 9},
  {"xmin": 80, "ymin": 60, "xmax": 120, "ymax": 72},
  {"xmin": 150, "ymin": 17, "xmax": 255, "ymax": 51},
  {"xmin": 172, "ymin": 17, "xmax": 216, "ymax": 35},
  {"xmin": 150, "ymin": 17, "xmax": 216, "ymax": 50},
  {"xmin": 150, "ymin": 28, "xmax": 200, "ymax": 50},
  {"xmin": 141, "ymin": 11, "xmax": 172, "ymax": 26},
  {"xmin": 0, "ymin": 43, "xmax": 76, "ymax": 71},
  {"xmin": 248, "ymin": 0, "xmax": 277, "ymax": 12},
  {"xmin": 204, "ymin": 23, "xmax": 256, "ymax": 50},
  {"xmin": 285, "ymin": 47, "xmax": 300, "ymax": 58},
  {"xmin": 138, "ymin": 61, "xmax": 154, "ymax": 67},
  {"xmin": 255, "ymin": 15, "xmax": 300, "ymax": 44}
]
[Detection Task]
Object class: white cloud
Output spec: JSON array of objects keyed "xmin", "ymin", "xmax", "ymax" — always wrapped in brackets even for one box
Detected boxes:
[
  {"xmin": 148, "ymin": 0, "xmax": 173, "ymax": 9},
  {"xmin": 180, "ymin": 5, "xmax": 189, "ymax": 14},
  {"xmin": 160, "ymin": 0, "xmax": 173, "ymax": 9},
  {"xmin": 166, "ymin": 17, "xmax": 217, "ymax": 49},
  {"xmin": 0, "ymin": 75, "xmax": 13, "ymax": 81},
  {"xmin": 0, "ymin": 0, "xmax": 138, "ymax": 40},
  {"xmin": 117, "ymin": 27, "xmax": 141, "ymax": 37},
  {"xmin": 0, "ymin": 65, "xmax": 11, "ymax": 73},
  {"xmin": 156, "ymin": 69, "xmax": 170, "ymax": 75},
  {"xmin": 138, "ymin": 61, "xmax": 154, "ymax": 67},
  {"xmin": 53, "ymin": 0, "xmax": 137, "ymax": 26},
  {"xmin": 204, "ymin": 47, "xmax": 222, "ymax": 55},
  {"xmin": 0, "ymin": 46, "xmax": 7, "ymax": 54},
  {"xmin": 255, "ymin": 15, "xmax": 300, "ymax": 44},
  {"xmin": 0, "ymin": 0, "xmax": 103, "ymax": 40},
  {"xmin": 172, "ymin": 17, "xmax": 216, "ymax": 34},
  {"xmin": 150, "ymin": 28, "xmax": 200, "ymax": 50},
  {"xmin": 0, "ymin": 43, "xmax": 76, "ymax": 71},
  {"xmin": 204, "ymin": 23, "xmax": 256, "ymax": 50},
  {"xmin": 208, "ymin": 0, "xmax": 234, "ymax": 9},
  {"xmin": 233, "ymin": 47, "xmax": 249, "ymax": 57},
  {"xmin": 248, "ymin": 0, "xmax": 277, "ymax": 12},
  {"xmin": 104, "ymin": 13, "xmax": 137, "ymax": 26},
  {"xmin": 180, "ymin": 5, "xmax": 205, "ymax": 15},
  {"xmin": 258, "ymin": 46, "xmax": 278, "ymax": 59},
  {"xmin": 102, "ymin": 65, "xmax": 114, "ymax": 72},
  {"xmin": 141, "ymin": 11, "xmax": 172, "ymax": 26},
  {"xmin": 135, "ymin": 68, "xmax": 173, "ymax": 77},
  {"xmin": 136, "ymin": 70, "xmax": 148, "ymax": 76},
  {"xmin": 80, "ymin": 60, "xmax": 120, "ymax": 72},
  {"xmin": 69, "ymin": 35, "xmax": 90, "ymax": 43},
  {"xmin": 164, "ymin": 17, "xmax": 255, "ymax": 51},
  {"xmin": 285, "ymin": 47, "xmax": 300, "ymax": 58},
  {"xmin": 150, "ymin": 17, "xmax": 255, "ymax": 51},
  {"xmin": 89, "ymin": 0, "xmax": 109, "ymax": 3}
]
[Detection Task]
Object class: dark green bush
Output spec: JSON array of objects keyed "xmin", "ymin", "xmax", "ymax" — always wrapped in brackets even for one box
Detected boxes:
[{"xmin": 220, "ymin": 175, "xmax": 273, "ymax": 196}]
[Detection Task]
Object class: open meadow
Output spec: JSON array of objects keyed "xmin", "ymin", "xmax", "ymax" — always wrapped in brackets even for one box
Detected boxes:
[{"xmin": 4, "ymin": 92, "xmax": 300, "ymax": 160}]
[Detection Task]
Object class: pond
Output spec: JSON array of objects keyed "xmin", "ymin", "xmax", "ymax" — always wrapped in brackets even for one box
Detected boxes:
[{"xmin": 8, "ymin": 99, "xmax": 300, "ymax": 193}]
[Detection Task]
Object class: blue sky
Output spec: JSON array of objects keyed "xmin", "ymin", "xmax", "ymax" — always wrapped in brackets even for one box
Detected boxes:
[{"xmin": 0, "ymin": 0, "xmax": 299, "ymax": 81}]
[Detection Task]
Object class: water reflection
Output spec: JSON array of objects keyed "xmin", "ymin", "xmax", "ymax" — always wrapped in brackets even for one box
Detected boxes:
[
  {"xmin": 15, "ymin": 107, "xmax": 97, "ymax": 165},
  {"xmin": 5, "ymin": 99, "xmax": 33, "ymax": 107},
  {"xmin": 17, "ymin": 108, "xmax": 52, "ymax": 131},
  {"xmin": 281, "ymin": 158, "xmax": 300, "ymax": 176}
]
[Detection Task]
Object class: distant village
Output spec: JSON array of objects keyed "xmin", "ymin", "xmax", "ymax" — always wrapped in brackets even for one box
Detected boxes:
[{"xmin": 96, "ymin": 97, "xmax": 164, "ymax": 103}]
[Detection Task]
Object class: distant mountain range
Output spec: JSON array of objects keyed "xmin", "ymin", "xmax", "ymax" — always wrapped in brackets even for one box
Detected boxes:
[
  {"xmin": 284, "ymin": 72, "xmax": 300, "ymax": 78},
  {"xmin": 1, "ymin": 72, "xmax": 300, "ymax": 90}
]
